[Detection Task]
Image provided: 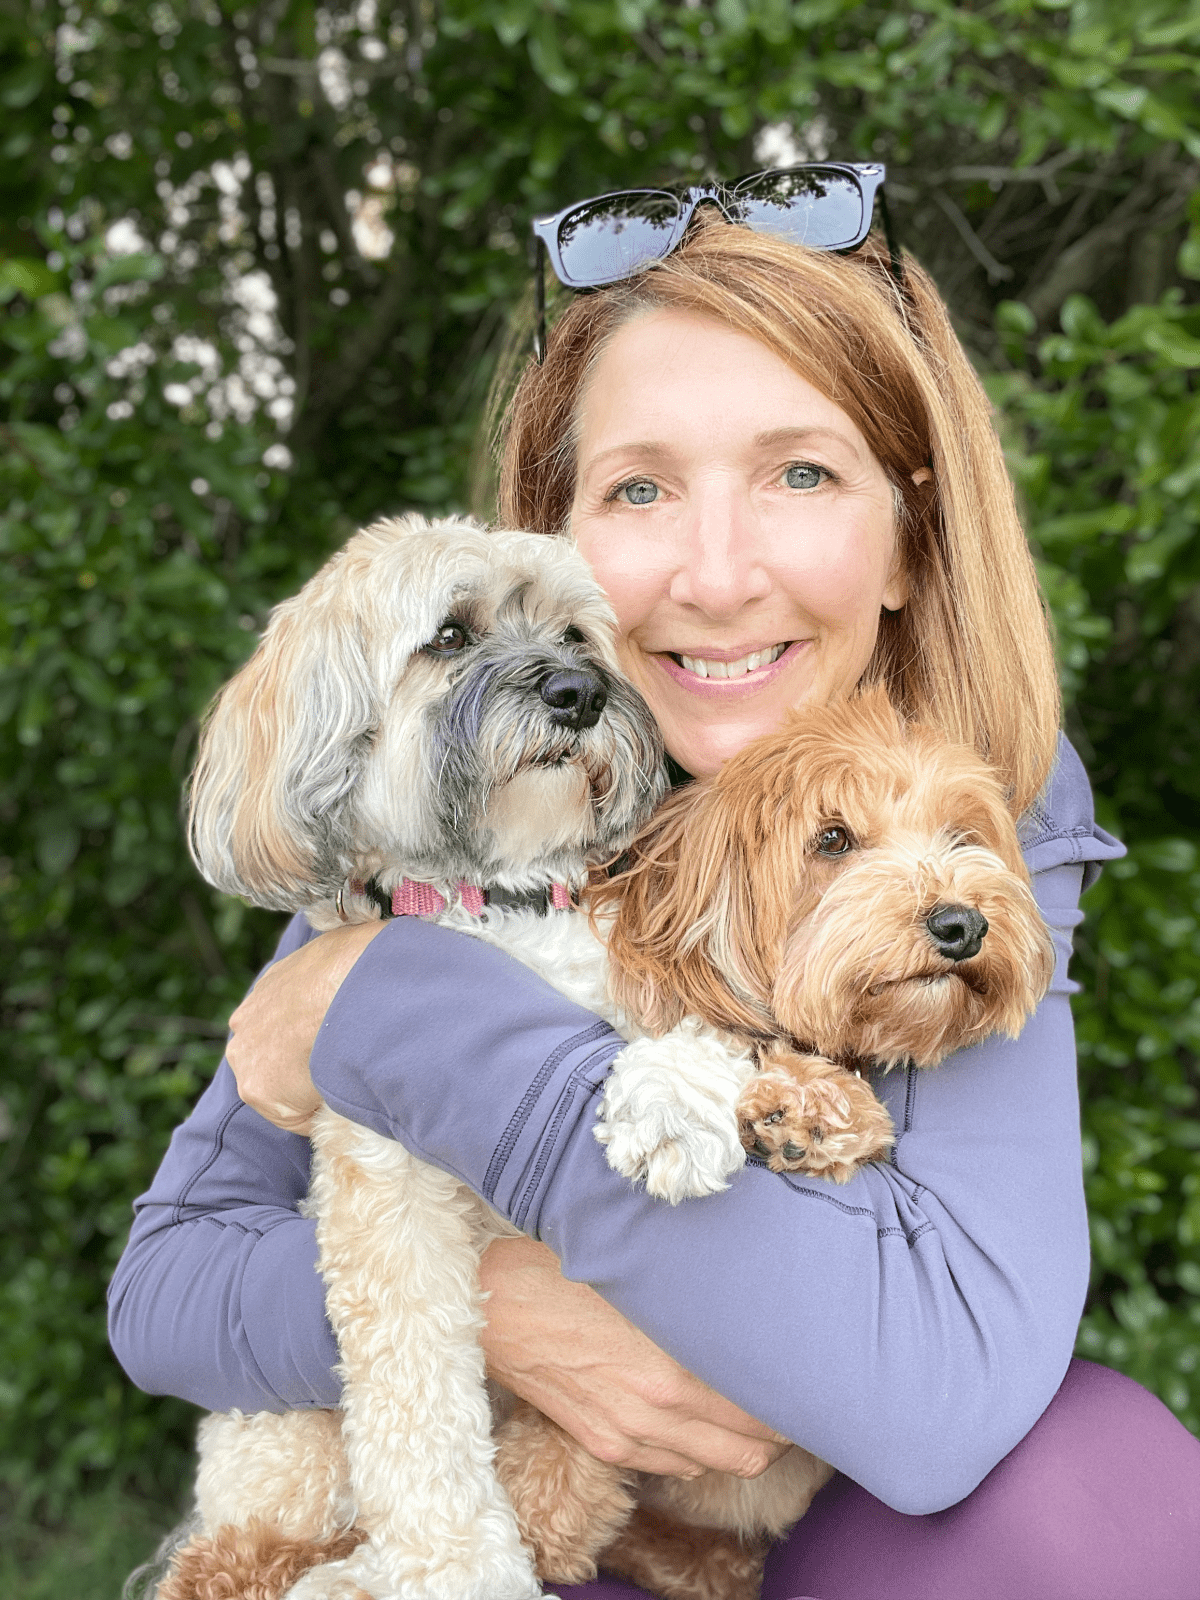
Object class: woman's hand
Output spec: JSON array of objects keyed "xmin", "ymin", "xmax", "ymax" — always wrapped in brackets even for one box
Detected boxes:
[
  {"xmin": 480, "ymin": 1236, "xmax": 790, "ymax": 1480},
  {"xmin": 226, "ymin": 921, "xmax": 387, "ymax": 1133}
]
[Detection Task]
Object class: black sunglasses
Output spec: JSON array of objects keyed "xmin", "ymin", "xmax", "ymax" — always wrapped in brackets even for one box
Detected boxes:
[{"xmin": 530, "ymin": 162, "xmax": 899, "ymax": 362}]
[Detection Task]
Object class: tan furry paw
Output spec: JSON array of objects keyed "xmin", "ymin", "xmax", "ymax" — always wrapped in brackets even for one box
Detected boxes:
[{"xmin": 737, "ymin": 1062, "xmax": 894, "ymax": 1183}]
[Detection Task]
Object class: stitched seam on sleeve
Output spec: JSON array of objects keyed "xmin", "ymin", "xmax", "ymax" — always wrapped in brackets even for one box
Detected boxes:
[
  {"xmin": 877, "ymin": 1221, "xmax": 936, "ymax": 1248},
  {"xmin": 483, "ymin": 1021, "xmax": 616, "ymax": 1204},
  {"xmin": 890, "ymin": 1065, "xmax": 918, "ymax": 1167},
  {"xmin": 198, "ymin": 1214, "xmax": 266, "ymax": 1239},
  {"xmin": 775, "ymin": 1179, "xmax": 883, "ymax": 1218},
  {"xmin": 514, "ymin": 1052, "xmax": 612, "ymax": 1230},
  {"xmin": 173, "ymin": 1099, "xmax": 246, "ymax": 1223},
  {"xmin": 763, "ymin": 1197, "xmax": 934, "ymax": 1247}
]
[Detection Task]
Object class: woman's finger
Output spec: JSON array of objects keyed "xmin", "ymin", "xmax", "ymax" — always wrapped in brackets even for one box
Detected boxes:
[{"xmin": 479, "ymin": 1237, "xmax": 791, "ymax": 1479}]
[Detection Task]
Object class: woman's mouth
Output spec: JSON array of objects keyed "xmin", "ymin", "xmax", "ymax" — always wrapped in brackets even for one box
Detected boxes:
[
  {"xmin": 676, "ymin": 643, "xmax": 788, "ymax": 680},
  {"xmin": 654, "ymin": 640, "xmax": 805, "ymax": 693}
]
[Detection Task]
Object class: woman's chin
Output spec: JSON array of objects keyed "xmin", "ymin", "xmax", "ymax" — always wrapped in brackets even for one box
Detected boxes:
[
  {"xmin": 656, "ymin": 704, "xmax": 795, "ymax": 779},
  {"xmin": 642, "ymin": 646, "xmax": 818, "ymax": 777}
]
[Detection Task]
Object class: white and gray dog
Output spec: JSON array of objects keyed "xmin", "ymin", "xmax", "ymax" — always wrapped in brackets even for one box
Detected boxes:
[{"xmin": 162, "ymin": 515, "xmax": 764, "ymax": 1600}]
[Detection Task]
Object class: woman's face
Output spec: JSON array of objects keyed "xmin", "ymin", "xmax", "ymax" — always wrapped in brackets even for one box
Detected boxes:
[{"xmin": 570, "ymin": 308, "xmax": 907, "ymax": 779}]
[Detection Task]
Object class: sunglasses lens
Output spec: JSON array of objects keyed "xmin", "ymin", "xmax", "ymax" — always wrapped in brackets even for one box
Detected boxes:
[
  {"xmin": 731, "ymin": 168, "xmax": 866, "ymax": 249},
  {"xmin": 554, "ymin": 192, "xmax": 682, "ymax": 286}
]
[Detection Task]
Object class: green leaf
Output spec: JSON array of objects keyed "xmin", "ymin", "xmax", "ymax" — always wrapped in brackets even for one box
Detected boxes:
[
  {"xmin": 35, "ymin": 816, "xmax": 82, "ymax": 877},
  {"xmin": 997, "ymin": 300, "xmax": 1037, "ymax": 337},
  {"xmin": 93, "ymin": 254, "xmax": 165, "ymax": 292},
  {"xmin": 0, "ymin": 61, "xmax": 45, "ymax": 109},
  {"xmin": 0, "ymin": 259, "xmax": 60, "ymax": 301},
  {"xmin": 1143, "ymin": 324, "xmax": 1200, "ymax": 368}
]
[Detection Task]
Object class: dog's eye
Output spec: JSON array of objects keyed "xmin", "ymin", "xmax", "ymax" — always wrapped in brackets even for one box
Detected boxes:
[
  {"xmin": 562, "ymin": 625, "xmax": 585, "ymax": 645},
  {"xmin": 425, "ymin": 620, "xmax": 471, "ymax": 655},
  {"xmin": 814, "ymin": 825, "xmax": 854, "ymax": 857}
]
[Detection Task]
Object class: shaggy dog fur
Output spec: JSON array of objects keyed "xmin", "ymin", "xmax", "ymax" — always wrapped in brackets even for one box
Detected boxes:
[
  {"xmin": 155, "ymin": 511, "xmax": 1053, "ymax": 1600},
  {"xmin": 576, "ymin": 687, "xmax": 1056, "ymax": 1600},
  {"xmin": 162, "ymin": 514, "xmax": 772, "ymax": 1600}
]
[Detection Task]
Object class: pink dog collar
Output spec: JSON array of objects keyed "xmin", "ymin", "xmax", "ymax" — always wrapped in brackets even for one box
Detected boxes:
[{"xmin": 347, "ymin": 877, "xmax": 571, "ymax": 919}]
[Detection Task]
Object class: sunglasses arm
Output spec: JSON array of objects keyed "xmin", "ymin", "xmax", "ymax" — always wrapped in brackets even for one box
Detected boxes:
[
  {"xmin": 533, "ymin": 234, "xmax": 547, "ymax": 364},
  {"xmin": 876, "ymin": 188, "xmax": 905, "ymax": 289}
]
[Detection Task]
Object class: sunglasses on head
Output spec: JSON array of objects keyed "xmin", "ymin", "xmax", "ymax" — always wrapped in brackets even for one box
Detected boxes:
[{"xmin": 530, "ymin": 161, "xmax": 899, "ymax": 362}]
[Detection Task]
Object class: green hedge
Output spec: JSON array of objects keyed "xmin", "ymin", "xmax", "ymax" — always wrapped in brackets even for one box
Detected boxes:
[{"xmin": 1, "ymin": 0, "xmax": 1198, "ymax": 1507}]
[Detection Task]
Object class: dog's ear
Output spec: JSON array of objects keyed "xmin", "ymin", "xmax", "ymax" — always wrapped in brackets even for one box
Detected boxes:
[
  {"xmin": 187, "ymin": 594, "xmax": 378, "ymax": 910},
  {"xmin": 591, "ymin": 778, "xmax": 777, "ymax": 1038}
]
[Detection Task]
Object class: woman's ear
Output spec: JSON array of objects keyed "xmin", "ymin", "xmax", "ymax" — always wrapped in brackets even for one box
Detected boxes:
[
  {"xmin": 187, "ymin": 595, "xmax": 378, "ymax": 911},
  {"xmin": 883, "ymin": 552, "xmax": 909, "ymax": 613},
  {"xmin": 884, "ymin": 466, "xmax": 935, "ymax": 613}
]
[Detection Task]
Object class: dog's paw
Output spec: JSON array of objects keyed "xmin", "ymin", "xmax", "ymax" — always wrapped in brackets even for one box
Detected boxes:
[
  {"xmin": 597, "ymin": 1100, "xmax": 745, "ymax": 1203},
  {"xmin": 738, "ymin": 1062, "xmax": 894, "ymax": 1184},
  {"xmin": 595, "ymin": 1032, "xmax": 751, "ymax": 1203}
]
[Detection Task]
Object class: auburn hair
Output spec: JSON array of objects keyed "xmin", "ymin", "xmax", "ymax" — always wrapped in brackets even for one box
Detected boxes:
[{"xmin": 493, "ymin": 217, "xmax": 1060, "ymax": 817}]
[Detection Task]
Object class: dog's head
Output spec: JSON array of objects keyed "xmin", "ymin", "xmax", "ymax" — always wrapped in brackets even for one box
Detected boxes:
[
  {"xmin": 188, "ymin": 514, "xmax": 665, "ymax": 918},
  {"xmin": 596, "ymin": 687, "xmax": 1054, "ymax": 1069}
]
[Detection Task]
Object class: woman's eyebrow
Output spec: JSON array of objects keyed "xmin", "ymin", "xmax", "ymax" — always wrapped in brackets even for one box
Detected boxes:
[
  {"xmin": 582, "ymin": 441, "xmax": 675, "ymax": 471},
  {"xmin": 753, "ymin": 425, "xmax": 864, "ymax": 456}
]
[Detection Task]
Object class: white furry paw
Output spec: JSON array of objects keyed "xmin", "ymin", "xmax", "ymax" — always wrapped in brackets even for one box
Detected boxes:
[{"xmin": 594, "ymin": 1033, "xmax": 749, "ymax": 1204}]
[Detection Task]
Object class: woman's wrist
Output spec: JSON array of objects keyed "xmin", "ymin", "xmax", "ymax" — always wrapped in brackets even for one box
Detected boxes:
[{"xmin": 478, "ymin": 1236, "xmax": 786, "ymax": 1480}]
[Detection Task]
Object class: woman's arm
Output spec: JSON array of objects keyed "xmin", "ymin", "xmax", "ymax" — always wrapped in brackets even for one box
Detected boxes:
[
  {"xmin": 106, "ymin": 914, "xmax": 341, "ymax": 1412},
  {"xmin": 304, "ymin": 738, "xmax": 1122, "ymax": 1512},
  {"xmin": 107, "ymin": 919, "xmax": 785, "ymax": 1479}
]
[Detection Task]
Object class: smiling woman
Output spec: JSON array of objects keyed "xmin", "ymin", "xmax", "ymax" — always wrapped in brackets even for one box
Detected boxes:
[
  {"xmin": 568, "ymin": 310, "xmax": 908, "ymax": 777},
  {"xmin": 107, "ymin": 210, "xmax": 1200, "ymax": 1600},
  {"xmin": 499, "ymin": 215, "xmax": 1059, "ymax": 811}
]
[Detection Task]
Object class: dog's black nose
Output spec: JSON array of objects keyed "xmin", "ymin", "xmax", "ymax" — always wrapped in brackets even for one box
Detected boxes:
[
  {"xmin": 925, "ymin": 905, "xmax": 988, "ymax": 962},
  {"xmin": 539, "ymin": 669, "xmax": 608, "ymax": 730}
]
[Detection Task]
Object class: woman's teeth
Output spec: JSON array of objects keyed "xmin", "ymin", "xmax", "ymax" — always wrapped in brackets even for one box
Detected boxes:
[{"xmin": 676, "ymin": 643, "xmax": 787, "ymax": 680}]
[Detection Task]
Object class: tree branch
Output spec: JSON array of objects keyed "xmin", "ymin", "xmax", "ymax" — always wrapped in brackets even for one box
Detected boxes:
[
  {"xmin": 933, "ymin": 191, "xmax": 1014, "ymax": 283},
  {"xmin": 291, "ymin": 258, "xmax": 414, "ymax": 449},
  {"xmin": 309, "ymin": 142, "xmax": 378, "ymax": 285},
  {"xmin": 1024, "ymin": 162, "xmax": 1197, "ymax": 324}
]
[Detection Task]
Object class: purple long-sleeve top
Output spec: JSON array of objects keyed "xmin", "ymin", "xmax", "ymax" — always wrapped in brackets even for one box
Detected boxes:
[{"xmin": 107, "ymin": 735, "xmax": 1122, "ymax": 1513}]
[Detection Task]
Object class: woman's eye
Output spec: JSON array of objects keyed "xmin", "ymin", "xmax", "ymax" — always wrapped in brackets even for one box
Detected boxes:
[
  {"xmin": 615, "ymin": 479, "xmax": 658, "ymax": 506},
  {"xmin": 814, "ymin": 825, "xmax": 853, "ymax": 857},
  {"xmin": 425, "ymin": 620, "xmax": 470, "ymax": 655},
  {"xmin": 784, "ymin": 462, "xmax": 827, "ymax": 492}
]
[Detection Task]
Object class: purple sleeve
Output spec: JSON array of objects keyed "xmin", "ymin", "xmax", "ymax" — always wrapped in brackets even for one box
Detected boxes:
[
  {"xmin": 310, "ymin": 737, "xmax": 1125, "ymax": 1512},
  {"xmin": 106, "ymin": 914, "xmax": 342, "ymax": 1413}
]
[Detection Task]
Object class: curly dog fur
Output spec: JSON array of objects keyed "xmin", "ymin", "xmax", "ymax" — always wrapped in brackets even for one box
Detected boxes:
[{"xmin": 156, "ymin": 512, "xmax": 1052, "ymax": 1600}]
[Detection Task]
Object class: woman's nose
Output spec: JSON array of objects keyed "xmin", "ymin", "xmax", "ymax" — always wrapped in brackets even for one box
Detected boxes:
[{"xmin": 666, "ymin": 487, "xmax": 771, "ymax": 617}]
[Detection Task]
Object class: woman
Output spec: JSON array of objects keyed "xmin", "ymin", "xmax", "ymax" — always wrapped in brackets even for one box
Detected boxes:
[{"xmin": 109, "ymin": 190, "xmax": 1200, "ymax": 1598}]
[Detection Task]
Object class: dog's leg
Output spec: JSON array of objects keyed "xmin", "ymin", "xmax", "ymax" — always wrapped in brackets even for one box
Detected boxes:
[
  {"xmin": 641, "ymin": 1446, "xmax": 835, "ymax": 1539},
  {"xmin": 291, "ymin": 1107, "xmax": 543, "ymax": 1600},
  {"xmin": 600, "ymin": 1448, "xmax": 835, "ymax": 1600},
  {"xmin": 493, "ymin": 1400, "xmax": 636, "ymax": 1587},
  {"xmin": 595, "ymin": 1020, "xmax": 755, "ymax": 1203},
  {"xmin": 598, "ymin": 1506, "xmax": 770, "ymax": 1600},
  {"xmin": 737, "ymin": 1048, "xmax": 894, "ymax": 1183}
]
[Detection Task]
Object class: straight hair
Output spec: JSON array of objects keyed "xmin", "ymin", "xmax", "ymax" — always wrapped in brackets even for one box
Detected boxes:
[{"xmin": 493, "ymin": 218, "xmax": 1060, "ymax": 817}]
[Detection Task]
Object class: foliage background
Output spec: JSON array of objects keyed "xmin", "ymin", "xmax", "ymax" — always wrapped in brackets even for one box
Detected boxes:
[{"xmin": 2, "ymin": 0, "xmax": 1199, "ymax": 1537}]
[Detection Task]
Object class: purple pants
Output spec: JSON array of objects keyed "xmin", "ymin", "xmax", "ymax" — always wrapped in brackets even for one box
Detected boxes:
[{"xmin": 556, "ymin": 1361, "xmax": 1200, "ymax": 1600}]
